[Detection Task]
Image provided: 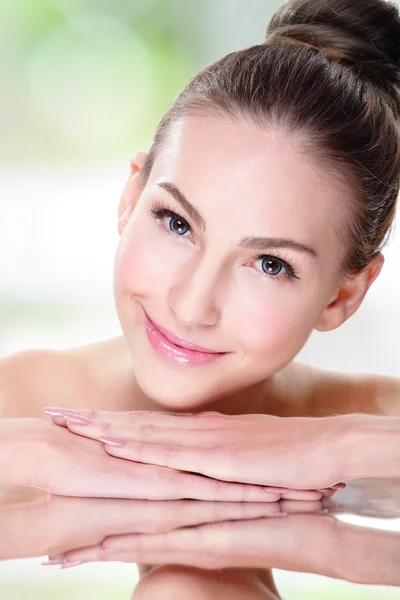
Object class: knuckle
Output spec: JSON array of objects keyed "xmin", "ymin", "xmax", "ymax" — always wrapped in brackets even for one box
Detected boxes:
[
  {"xmin": 139, "ymin": 423, "xmax": 160, "ymax": 435},
  {"xmin": 210, "ymin": 500, "xmax": 224, "ymax": 523},
  {"xmin": 136, "ymin": 442, "xmax": 147, "ymax": 462},
  {"xmin": 100, "ymin": 421, "xmax": 113, "ymax": 435},
  {"xmin": 132, "ymin": 410, "xmax": 153, "ymax": 418},
  {"xmin": 162, "ymin": 444, "xmax": 180, "ymax": 468},
  {"xmin": 208, "ymin": 477, "xmax": 225, "ymax": 501}
]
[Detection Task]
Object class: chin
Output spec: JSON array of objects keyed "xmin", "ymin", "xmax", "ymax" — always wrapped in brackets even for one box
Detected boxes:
[{"xmin": 134, "ymin": 368, "xmax": 221, "ymax": 410}]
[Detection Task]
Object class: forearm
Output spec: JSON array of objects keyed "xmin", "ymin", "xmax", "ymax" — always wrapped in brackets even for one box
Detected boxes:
[
  {"xmin": 0, "ymin": 418, "xmax": 45, "ymax": 487},
  {"xmin": 339, "ymin": 414, "xmax": 400, "ymax": 480}
]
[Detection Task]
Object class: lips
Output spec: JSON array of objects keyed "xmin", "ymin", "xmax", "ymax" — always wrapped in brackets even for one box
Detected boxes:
[
  {"xmin": 150, "ymin": 317, "xmax": 221, "ymax": 353},
  {"xmin": 142, "ymin": 309, "xmax": 226, "ymax": 366}
]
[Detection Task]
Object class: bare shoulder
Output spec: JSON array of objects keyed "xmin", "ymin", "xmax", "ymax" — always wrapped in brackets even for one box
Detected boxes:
[
  {"xmin": 289, "ymin": 361, "xmax": 400, "ymax": 417},
  {"xmin": 0, "ymin": 336, "xmax": 135, "ymax": 418}
]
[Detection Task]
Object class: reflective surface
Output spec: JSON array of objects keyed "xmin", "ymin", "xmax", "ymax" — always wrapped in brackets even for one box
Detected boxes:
[{"xmin": 0, "ymin": 479, "xmax": 399, "ymax": 598}]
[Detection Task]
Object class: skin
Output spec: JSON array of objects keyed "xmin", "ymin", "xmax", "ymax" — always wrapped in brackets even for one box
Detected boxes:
[
  {"xmin": 1, "ymin": 114, "xmax": 399, "ymax": 598},
  {"xmin": 113, "ymin": 115, "xmax": 383, "ymax": 410}
]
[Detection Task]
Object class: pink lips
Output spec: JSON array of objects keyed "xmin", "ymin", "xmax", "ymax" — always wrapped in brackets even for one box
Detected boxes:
[{"xmin": 143, "ymin": 310, "xmax": 226, "ymax": 366}]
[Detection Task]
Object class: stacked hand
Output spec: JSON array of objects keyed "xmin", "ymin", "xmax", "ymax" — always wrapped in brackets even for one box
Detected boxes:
[{"xmin": 44, "ymin": 407, "xmax": 349, "ymax": 496}]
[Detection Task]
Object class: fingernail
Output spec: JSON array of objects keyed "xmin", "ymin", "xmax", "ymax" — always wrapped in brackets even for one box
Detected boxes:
[
  {"xmin": 332, "ymin": 482, "xmax": 347, "ymax": 489},
  {"xmin": 44, "ymin": 407, "xmax": 77, "ymax": 416},
  {"xmin": 99, "ymin": 436, "xmax": 125, "ymax": 447},
  {"xmin": 63, "ymin": 414, "xmax": 92, "ymax": 425},
  {"xmin": 263, "ymin": 486, "xmax": 288, "ymax": 493},
  {"xmin": 60, "ymin": 561, "xmax": 86, "ymax": 569}
]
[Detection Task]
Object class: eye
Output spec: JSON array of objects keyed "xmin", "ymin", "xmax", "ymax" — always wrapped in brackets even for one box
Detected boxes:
[
  {"xmin": 168, "ymin": 214, "xmax": 190, "ymax": 235},
  {"xmin": 261, "ymin": 256, "xmax": 284, "ymax": 276},
  {"xmin": 253, "ymin": 254, "xmax": 300, "ymax": 281},
  {"xmin": 151, "ymin": 205, "xmax": 192, "ymax": 237}
]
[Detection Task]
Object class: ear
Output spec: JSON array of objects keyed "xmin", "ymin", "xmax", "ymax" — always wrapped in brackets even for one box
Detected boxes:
[
  {"xmin": 117, "ymin": 151, "xmax": 148, "ymax": 236},
  {"xmin": 314, "ymin": 252, "xmax": 385, "ymax": 332}
]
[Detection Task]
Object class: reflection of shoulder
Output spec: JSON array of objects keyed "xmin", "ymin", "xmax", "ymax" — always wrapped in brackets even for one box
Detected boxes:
[{"xmin": 297, "ymin": 362, "xmax": 400, "ymax": 417}]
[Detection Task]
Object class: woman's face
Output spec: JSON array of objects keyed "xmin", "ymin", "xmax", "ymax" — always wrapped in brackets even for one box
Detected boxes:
[{"xmin": 113, "ymin": 116, "xmax": 351, "ymax": 408}]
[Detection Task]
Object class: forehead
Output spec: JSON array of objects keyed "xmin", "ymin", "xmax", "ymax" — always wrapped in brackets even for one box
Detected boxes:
[{"xmin": 151, "ymin": 115, "xmax": 348, "ymax": 251}]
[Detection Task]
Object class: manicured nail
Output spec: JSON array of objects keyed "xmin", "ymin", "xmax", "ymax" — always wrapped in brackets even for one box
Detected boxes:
[
  {"xmin": 44, "ymin": 407, "xmax": 77, "ymax": 416},
  {"xmin": 41, "ymin": 558, "xmax": 64, "ymax": 565},
  {"xmin": 60, "ymin": 561, "xmax": 85, "ymax": 569},
  {"xmin": 263, "ymin": 486, "xmax": 288, "ymax": 493},
  {"xmin": 99, "ymin": 436, "xmax": 125, "ymax": 447},
  {"xmin": 63, "ymin": 414, "xmax": 92, "ymax": 425}
]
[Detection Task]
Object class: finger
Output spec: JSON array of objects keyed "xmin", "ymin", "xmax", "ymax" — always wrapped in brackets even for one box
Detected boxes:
[
  {"xmin": 280, "ymin": 489, "xmax": 324, "ymax": 501},
  {"xmin": 97, "ymin": 517, "xmax": 291, "ymax": 568},
  {"xmin": 59, "ymin": 509, "xmax": 288, "ymax": 566},
  {"xmin": 43, "ymin": 408, "xmax": 223, "ymax": 429},
  {"xmin": 58, "ymin": 545, "xmax": 231, "ymax": 570},
  {"xmin": 53, "ymin": 500, "xmax": 287, "ymax": 565},
  {"xmin": 103, "ymin": 439, "xmax": 239, "ymax": 484},
  {"xmin": 59, "ymin": 515, "xmax": 400, "ymax": 585},
  {"xmin": 62, "ymin": 418, "xmax": 221, "ymax": 448},
  {"xmin": 279, "ymin": 499, "xmax": 323, "ymax": 513}
]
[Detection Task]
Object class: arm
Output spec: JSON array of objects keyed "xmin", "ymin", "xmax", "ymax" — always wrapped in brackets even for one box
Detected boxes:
[
  {"xmin": 313, "ymin": 371, "xmax": 400, "ymax": 479},
  {"xmin": 339, "ymin": 412, "xmax": 400, "ymax": 480}
]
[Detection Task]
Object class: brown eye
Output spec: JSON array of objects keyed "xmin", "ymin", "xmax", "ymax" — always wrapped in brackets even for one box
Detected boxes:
[{"xmin": 169, "ymin": 215, "xmax": 190, "ymax": 235}]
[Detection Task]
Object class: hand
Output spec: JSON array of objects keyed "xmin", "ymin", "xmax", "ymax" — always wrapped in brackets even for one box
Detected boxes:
[
  {"xmin": 47, "ymin": 508, "xmax": 400, "ymax": 587},
  {"xmin": 45, "ymin": 408, "xmax": 347, "ymax": 495},
  {"xmin": 0, "ymin": 487, "xmax": 288, "ymax": 561},
  {"xmin": 0, "ymin": 418, "xmax": 305, "ymax": 502}
]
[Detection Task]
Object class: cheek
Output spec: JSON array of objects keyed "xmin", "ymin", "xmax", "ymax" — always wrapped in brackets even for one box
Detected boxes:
[
  {"xmin": 114, "ymin": 225, "xmax": 186, "ymax": 295},
  {"xmin": 232, "ymin": 284, "xmax": 320, "ymax": 356}
]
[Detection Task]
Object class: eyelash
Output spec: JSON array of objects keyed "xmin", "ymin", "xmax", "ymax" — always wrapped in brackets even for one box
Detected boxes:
[{"xmin": 150, "ymin": 201, "xmax": 301, "ymax": 282}]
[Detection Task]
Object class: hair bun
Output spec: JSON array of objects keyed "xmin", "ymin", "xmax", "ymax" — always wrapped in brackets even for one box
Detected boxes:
[{"xmin": 266, "ymin": 0, "xmax": 400, "ymax": 90}]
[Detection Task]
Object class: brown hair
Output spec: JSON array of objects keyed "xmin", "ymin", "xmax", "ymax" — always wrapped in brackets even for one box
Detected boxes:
[{"xmin": 138, "ymin": 0, "xmax": 400, "ymax": 278}]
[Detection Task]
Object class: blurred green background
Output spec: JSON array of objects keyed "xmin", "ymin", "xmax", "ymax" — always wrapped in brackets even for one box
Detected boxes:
[{"xmin": 1, "ymin": 0, "xmax": 400, "ymax": 598}]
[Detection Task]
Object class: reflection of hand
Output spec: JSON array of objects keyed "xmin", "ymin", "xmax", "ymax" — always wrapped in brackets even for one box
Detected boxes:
[
  {"xmin": 55, "ymin": 509, "xmax": 400, "ymax": 587},
  {"xmin": 0, "ymin": 490, "xmax": 292, "ymax": 560},
  {"xmin": 1, "ymin": 419, "xmax": 297, "ymax": 502},
  {"xmin": 47, "ymin": 408, "xmax": 348, "ymax": 493}
]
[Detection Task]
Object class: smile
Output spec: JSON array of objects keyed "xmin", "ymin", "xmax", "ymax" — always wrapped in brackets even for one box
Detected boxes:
[{"xmin": 142, "ymin": 309, "xmax": 227, "ymax": 366}]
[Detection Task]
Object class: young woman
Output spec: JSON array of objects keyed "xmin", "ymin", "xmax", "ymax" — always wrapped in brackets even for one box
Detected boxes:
[{"xmin": 1, "ymin": 0, "xmax": 400, "ymax": 597}]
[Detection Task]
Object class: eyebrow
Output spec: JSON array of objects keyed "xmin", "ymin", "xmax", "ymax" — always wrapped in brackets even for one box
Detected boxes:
[{"xmin": 156, "ymin": 181, "xmax": 318, "ymax": 259}]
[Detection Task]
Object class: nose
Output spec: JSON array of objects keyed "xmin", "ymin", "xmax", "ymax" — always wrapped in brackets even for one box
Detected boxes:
[{"xmin": 167, "ymin": 254, "xmax": 223, "ymax": 329}]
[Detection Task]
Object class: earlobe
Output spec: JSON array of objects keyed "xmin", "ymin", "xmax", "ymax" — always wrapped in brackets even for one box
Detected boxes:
[{"xmin": 314, "ymin": 252, "xmax": 385, "ymax": 332}]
